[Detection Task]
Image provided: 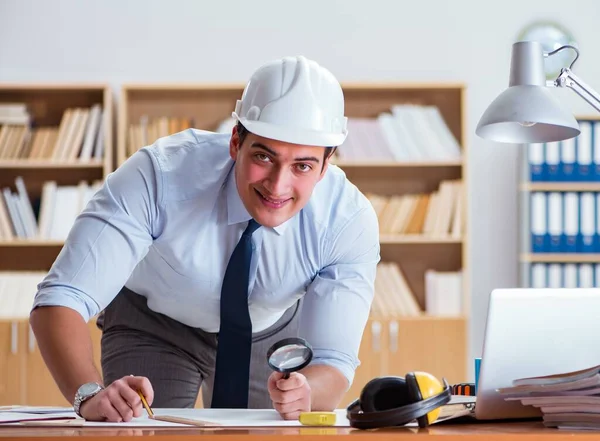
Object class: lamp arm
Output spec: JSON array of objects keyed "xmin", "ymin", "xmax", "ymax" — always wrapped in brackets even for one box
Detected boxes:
[
  {"xmin": 554, "ymin": 68, "xmax": 600, "ymax": 113},
  {"xmin": 546, "ymin": 44, "xmax": 600, "ymax": 113}
]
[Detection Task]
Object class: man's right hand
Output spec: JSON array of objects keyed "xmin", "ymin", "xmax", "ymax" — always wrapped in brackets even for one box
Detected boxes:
[{"xmin": 79, "ymin": 375, "xmax": 154, "ymax": 422}]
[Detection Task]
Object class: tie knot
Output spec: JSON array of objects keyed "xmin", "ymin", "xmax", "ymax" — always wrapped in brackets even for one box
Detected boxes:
[{"xmin": 243, "ymin": 219, "xmax": 261, "ymax": 237}]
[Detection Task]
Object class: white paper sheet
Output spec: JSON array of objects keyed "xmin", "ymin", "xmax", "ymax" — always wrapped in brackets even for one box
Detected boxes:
[
  {"xmin": 151, "ymin": 408, "xmax": 350, "ymax": 427},
  {"xmin": 0, "ymin": 412, "xmax": 77, "ymax": 424},
  {"xmin": 1, "ymin": 406, "xmax": 74, "ymax": 414},
  {"xmin": 5, "ymin": 408, "xmax": 351, "ymax": 428}
]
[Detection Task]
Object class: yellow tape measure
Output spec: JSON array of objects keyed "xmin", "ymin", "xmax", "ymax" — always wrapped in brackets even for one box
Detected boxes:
[{"xmin": 299, "ymin": 411, "xmax": 337, "ymax": 426}]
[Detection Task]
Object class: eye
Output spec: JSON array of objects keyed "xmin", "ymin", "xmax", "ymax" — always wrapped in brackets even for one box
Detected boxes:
[
  {"xmin": 255, "ymin": 153, "xmax": 270, "ymax": 162},
  {"xmin": 296, "ymin": 163, "xmax": 312, "ymax": 173}
]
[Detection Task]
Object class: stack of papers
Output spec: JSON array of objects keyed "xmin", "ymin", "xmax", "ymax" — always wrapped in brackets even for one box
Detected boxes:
[
  {"xmin": 498, "ymin": 364, "xmax": 600, "ymax": 430},
  {"xmin": 0, "ymin": 407, "xmax": 77, "ymax": 424}
]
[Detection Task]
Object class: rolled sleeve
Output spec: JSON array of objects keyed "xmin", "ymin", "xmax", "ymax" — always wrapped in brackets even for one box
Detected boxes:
[
  {"xmin": 299, "ymin": 205, "xmax": 380, "ymax": 386},
  {"xmin": 32, "ymin": 148, "xmax": 162, "ymax": 321}
]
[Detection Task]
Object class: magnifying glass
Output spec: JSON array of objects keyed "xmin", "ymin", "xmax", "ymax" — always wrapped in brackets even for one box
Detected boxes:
[{"xmin": 266, "ymin": 337, "xmax": 313, "ymax": 379}]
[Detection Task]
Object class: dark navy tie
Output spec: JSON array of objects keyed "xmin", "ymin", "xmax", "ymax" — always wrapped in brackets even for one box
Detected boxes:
[{"xmin": 211, "ymin": 219, "xmax": 261, "ymax": 408}]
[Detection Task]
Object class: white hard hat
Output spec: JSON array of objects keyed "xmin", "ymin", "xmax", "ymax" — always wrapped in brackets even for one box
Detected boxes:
[{"xmin": 232, "ymin": 56, "xmax": 348, "ymax": 147}]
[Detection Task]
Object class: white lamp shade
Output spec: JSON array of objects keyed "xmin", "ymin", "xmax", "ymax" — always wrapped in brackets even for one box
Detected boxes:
[{"xmin": 476, "ymin": 84, "xmax": 580, "ymax": 143}]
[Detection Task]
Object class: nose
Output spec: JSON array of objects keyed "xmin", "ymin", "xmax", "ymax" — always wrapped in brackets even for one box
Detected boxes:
[{"xmin": 264, "ymin": 166, "xmax": 291, "ymax": 196}]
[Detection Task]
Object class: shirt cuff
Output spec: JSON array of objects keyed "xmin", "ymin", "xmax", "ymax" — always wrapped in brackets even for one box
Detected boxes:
[
  {"xmin": 309, "ymin": 348, "xmax": 360, "ymax": 387},
  {"xmin": 32, "ymin": 286, "xmax": 100, "ymax": 322}
]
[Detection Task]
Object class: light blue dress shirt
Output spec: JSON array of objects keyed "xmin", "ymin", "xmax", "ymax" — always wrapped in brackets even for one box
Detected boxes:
[{"xmin": 32, "ymin": 129, "xmax": 381, "ymax": 384}]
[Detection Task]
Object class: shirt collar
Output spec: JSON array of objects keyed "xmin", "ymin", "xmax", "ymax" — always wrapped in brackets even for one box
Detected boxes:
[{"xmin": 225, "ymin": 165, "xmax": 290, "ymax": 236}]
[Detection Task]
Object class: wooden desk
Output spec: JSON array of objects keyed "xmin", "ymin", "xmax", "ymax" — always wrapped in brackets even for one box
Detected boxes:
[{"xmin": 0, "ymin": 421, "xmax": 598, "ymax": 440}]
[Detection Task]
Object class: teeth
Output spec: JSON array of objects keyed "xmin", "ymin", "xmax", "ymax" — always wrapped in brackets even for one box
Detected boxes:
[
  {"xmin": 261, "ymin": 193, "xmax": 284, "ymax": 204},
  {"xmin": 256, "ymin": 188, "xmax": 287, "ymax": 205}
]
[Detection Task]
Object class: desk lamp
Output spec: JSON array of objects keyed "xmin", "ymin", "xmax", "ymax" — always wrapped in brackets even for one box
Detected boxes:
[{"xmin": 476, "ymin": 41, "xmax": 600, "ymax": 143}]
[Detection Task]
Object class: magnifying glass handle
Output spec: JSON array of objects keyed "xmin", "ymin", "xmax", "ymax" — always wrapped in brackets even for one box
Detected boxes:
[{"xmin": 283, "ymin": 372, "xmax": 290, "ymax": 380}]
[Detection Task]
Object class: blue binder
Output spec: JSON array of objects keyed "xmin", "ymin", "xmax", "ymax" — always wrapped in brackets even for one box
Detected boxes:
[
  {"xmin": 529, "ymin": 143, "xmax": 545, "ymax": 181},
  {"xmin": 577, "ymin": 121, "xmax": 593, "ymax": 181},
  {"xmin": 530, "ymin": 192, "xmax": 547, "ymax": 253},
  {"xmin": 579, "ymin": 192, "xmax": 596, "ymax": 253}
]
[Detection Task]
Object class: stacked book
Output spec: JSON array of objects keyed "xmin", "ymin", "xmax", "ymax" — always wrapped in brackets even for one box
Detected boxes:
[
  {"xmin": 332, "ymin": 104, "xmax": 462, "ymax": 162},
  {"xmin": 499, "ymin": 364, "xmax": 600, "ymax": 430},
  {"xmin": 372, "ymin": 262, "xmax": 422, "ymax": 317},
  {"xmin": 127, "ymin": 115, "xmax": 193, "ymax": 158},
  {"xmin": 0, "ymin": 272, "xmax": 46, "ymax": 319},
  {"xmin": 367, "ymin": 179, "xmax": 464, "ymax": 238},
  {"xmin": 0, "ymin": 104, "xmax": 104, "ymax": 161},
  {"xmin": 424, "ymin": 269, "xmax": 463, "ymax": 316},
  {"xmin": 371, "ymin": 262, "xmax": 463, "ymax": 317},
  {"xmin": 0, "ymin": 177, "xmax": 102, "ymax": 241}
]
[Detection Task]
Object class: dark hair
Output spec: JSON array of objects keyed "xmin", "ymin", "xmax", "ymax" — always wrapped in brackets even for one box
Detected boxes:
[{"xmin": 236, "ymin": 121, "xmax": 336, "ymax": 171}]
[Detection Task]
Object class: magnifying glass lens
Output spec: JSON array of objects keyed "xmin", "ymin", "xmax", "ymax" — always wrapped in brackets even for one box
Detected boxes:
[
  {"xmin": 270, "ymin": 344, "xmax": 311, "ymax": 369},
  {"xmin": 267, "ymin": 338, "xmax": 313, "ymax": 378}
]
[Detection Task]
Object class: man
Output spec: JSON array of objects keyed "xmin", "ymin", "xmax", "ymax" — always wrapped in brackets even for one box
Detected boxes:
[{"xmin": 30, "ymin": 55, "xmax": 380, "ymax": 422}]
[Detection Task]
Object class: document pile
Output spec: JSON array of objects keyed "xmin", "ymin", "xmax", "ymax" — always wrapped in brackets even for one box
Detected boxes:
[{"xmin": 498, "ymin": 364, "xmax": 600, "ymax": 430}]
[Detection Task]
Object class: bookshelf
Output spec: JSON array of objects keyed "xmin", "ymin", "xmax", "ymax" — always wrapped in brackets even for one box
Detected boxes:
[
  {"xmin": 519, "ymin": 115, "xmax": 600, "ymax": 288},
  {"xmin": 0, "ymin": 83, "xmax": 113, "ymax": 269},
  {"xmin": 0, "ymin": 84, "xmax": 113, "ymax": 406},
  {"xmin": 119, "ymin": 82, "xmax": 469, "ymax": 407}
]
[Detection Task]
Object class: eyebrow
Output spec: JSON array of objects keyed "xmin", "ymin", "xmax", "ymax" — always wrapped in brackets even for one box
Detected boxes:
[{"xmin": 250, "ymin": 142, "xmax": 320, "ymax": 163}]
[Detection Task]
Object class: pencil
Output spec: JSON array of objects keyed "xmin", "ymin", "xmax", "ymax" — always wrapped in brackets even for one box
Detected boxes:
[{"xmin": 137, "ymin": 390, "xmax": 154, "ymax": 417}]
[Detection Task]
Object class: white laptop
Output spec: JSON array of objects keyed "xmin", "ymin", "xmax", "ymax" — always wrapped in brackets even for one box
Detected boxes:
[{"xmin": 473, "ymin": 287, "xmax": 600, "ymax": 420}]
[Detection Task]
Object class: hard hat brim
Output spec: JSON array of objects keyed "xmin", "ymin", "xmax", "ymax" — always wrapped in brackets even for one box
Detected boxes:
[{"xmin": 235, "ymin": 116, "xmax": 347, "ymax": 148}]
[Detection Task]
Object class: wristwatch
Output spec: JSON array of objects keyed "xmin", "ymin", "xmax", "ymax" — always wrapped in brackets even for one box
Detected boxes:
[{"xmin": 73, "ymin": 382, "xmax": 104, "ymax": 417}]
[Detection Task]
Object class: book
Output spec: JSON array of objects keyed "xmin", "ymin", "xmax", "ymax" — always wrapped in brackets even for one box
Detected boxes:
[{"xmin": 498, "ymin": 364, "xmax": 600, "ymax": 430}]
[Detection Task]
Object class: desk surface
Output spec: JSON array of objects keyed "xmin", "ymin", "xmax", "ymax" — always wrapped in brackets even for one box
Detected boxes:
[{"xmin": 0, "ymin": 421, "xmax": 598, "ymax": 440}]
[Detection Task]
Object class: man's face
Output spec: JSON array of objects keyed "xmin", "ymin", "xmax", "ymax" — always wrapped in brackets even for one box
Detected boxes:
[{"xmin": 229, "ymin": 126, "xmax": 330, "ymax": 228}]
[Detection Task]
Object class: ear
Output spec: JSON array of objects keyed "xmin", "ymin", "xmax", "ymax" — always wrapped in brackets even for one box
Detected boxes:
[
  {"xmin": 318, "ymin": 161, "xmax": 329, "ymax": 181},
  {"xmin": 230, "ymin": 125, "xmax": 240, "ymax": 161},
  {"xmin": 318, "ymin": 150, "xmax": 333, "ymax": 181}
]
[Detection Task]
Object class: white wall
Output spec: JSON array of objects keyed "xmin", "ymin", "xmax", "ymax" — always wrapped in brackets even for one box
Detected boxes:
[{"xmin": 2, "ymin": 0, "xmax": 599, "ymax": 376}]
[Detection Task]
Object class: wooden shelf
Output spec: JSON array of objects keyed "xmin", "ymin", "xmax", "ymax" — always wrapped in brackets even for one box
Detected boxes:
[
  {"xmin": 0, "ymin": 83, "xmax": 113, "ymax": 212},
  {"xmin": 0, "ymin": 240, "xmax": 64, "ymax": 246},
  {"xmin": 1, "ymin": 236, "xmax": 461, "ymax": 246},
  {"xmin": 521, "ymin": 253, "xmax": 600, "ymax": 263},
  {"xmin": 0, "ymin": 160, "xmax": 103, "ymax": 169},
  {"xmin": 344, "ymin": 165, "xmax": 462, "ymax": 196},
  {"xmin": 0, "ymin": 82, "xmax": 114, "ymax": 274},
  {"xmin": 369, "ymin": 314, "xmax": 467, "ymax": 321},
  {"xmin": 521, "ymin": 182, "xmax": 600, "ymax": 192},
  {"xmin": 517, "ymin": 116, "xmax": 600, "ymax": 289},
  {"xmin": 380, "ymin": 235, "xmax": 461, "ymax": 244},
  {"xmin": 0, "ymin": 243, "xmax": 63, "ymax": 270},
  {"xmin": 333, "ymin": 160, "xmax": 463, "ymax": 168},
  {"xmin": 0, "ymin": 83, "xmax": 114, "ymax": 178}
]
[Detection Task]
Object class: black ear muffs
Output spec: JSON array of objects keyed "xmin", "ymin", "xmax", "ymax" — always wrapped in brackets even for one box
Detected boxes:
[
  {"xmin": 347, "ymin": 372, "xmax": 451, "ymax": 430},
  {"xmin": 359, "ymin": 376, "xmax": 413, "ymax": 412}
]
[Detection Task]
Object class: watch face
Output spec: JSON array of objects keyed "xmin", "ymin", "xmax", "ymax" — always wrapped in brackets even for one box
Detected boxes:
[
  {"xmin": 80, "ymin": 382, "xmax": 101, "ymax": 396},
  {"xmin": 517, "ymin": 21, "xmax": 578, "ymax": 79}
]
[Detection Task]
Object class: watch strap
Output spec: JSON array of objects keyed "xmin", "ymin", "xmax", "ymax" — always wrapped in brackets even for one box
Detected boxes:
[{"xmin": 73, "ymin": 382, "xmax": 104, "ymax": 417}]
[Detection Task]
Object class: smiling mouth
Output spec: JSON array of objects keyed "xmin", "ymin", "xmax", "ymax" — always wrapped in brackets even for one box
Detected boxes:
[{"xmin": 255, "ymin": 189, "xmax": 290, "ymax": 208}]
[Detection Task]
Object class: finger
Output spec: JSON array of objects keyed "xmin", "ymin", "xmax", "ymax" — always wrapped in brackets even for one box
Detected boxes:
[
  {"xmin": 267, "ymin": 372, "xmax": 284, "ymax": 395},
  {"xmin": 282, "ymin": 410, "xmax": 302, "ymax": 421},
  {"xmin": 274, "ymin": 399, "xmax": 304, "ymax": 418},
  {"xmin": 271, "ymin": 388, "xmax": 306, "ymax": 405},
  {"xmin": 125, "ymin": 375, "xmax": 155, "ymax": 405},
  {"xmin": 106, "ymin": 386, "xmax": 134, "ymax": 422},
  {"xmin": 116, "ymin": 382, "xmax": 143, "ymax": 418},
  {"xmin": 276, "ymin": 373, "xmax": 304, "ymax": 391},
  {"xmin": 99, "ymin": 398, "xmax": 124, "ymax": 423}
]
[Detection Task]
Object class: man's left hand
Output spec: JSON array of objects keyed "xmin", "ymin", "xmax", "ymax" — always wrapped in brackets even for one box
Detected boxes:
[{"xmin": 267, "ymin": 371, "xmax": 311, "ymax": 420}]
